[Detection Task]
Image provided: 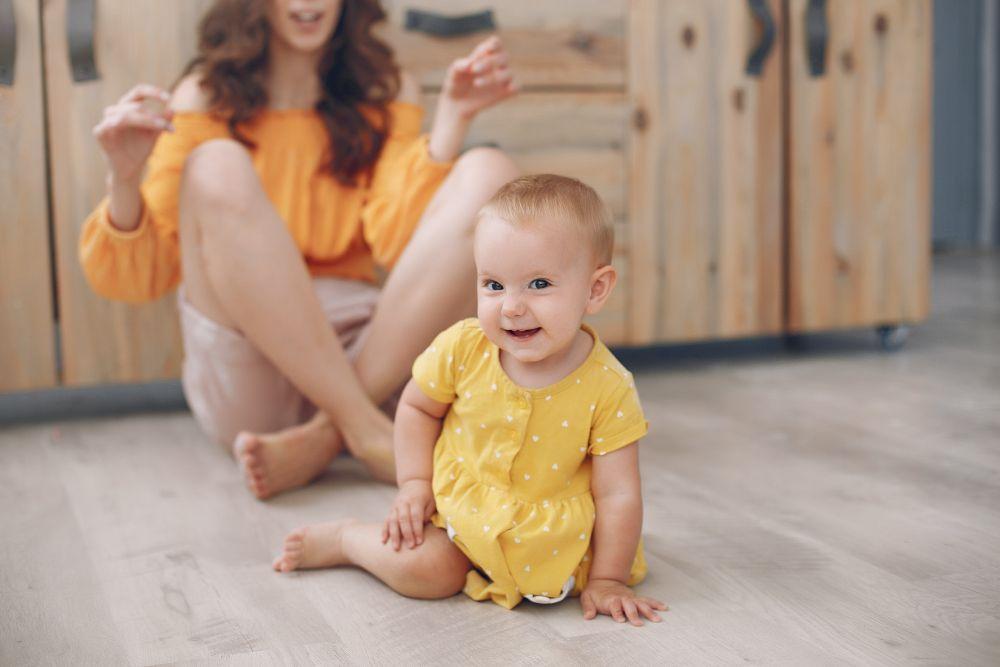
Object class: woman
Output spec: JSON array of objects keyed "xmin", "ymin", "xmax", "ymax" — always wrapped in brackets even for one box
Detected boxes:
[{"xmin": 81, "ymin": 0, "xmax": 520, "ymax": 498}]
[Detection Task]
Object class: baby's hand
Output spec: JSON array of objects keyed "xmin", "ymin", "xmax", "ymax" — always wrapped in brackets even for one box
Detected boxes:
[
  {"xmin": 580, "ymin": 578, "xmax": 668, "ymax": 627},
  {"xmin": 381, "ymin": 479, "xmax": 435, "ymax": 551}
]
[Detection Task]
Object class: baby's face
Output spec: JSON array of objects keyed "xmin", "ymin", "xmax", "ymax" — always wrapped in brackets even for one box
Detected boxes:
[{"xmin": 474, "ymin": 214, "xmax": 597, "ymax": 364}]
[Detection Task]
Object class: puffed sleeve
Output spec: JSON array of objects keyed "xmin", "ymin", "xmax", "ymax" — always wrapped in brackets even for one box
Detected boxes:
[
  {"xmin": 411, "ymin": 318, "xmax": 477, "ymax": 404},
  {"xmin": 360, "ymin": 102, "xmax": 455, "ymax": 270},
  {"xmin": 78, "ymin": 114, "xmax": 226, "ymax": 303},
  {"xmin": 588, "ymin": 373, "xmax": 649, "ymax": 456}
]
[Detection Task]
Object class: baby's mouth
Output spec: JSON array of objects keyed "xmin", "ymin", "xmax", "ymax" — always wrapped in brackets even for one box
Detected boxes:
[{"xmin": 504, "ymin": 327, "xmax": 541, "ymax": 340}]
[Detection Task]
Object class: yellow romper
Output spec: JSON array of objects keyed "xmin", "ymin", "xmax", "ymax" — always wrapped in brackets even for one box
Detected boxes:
[{"xmin": 411, "ymin": 318, "xmax": 649, "ymax": 610}]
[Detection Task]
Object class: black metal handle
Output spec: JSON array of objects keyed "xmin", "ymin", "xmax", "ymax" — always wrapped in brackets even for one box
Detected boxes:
[
  {"xmin": 0, "ymin": 0, "xmax": 15, "ymax": 86},
  {"xmin": 805, "ymin": 0, "xmax": 828, "ymax": 77},
  {"xmin": 745, "ymin": 0, "xmax": 776, "ymax": 77},
  {"xmin": 68, "ymin": 0, "xmax": 98, "ymax": 82},
  {"xmin": 404, "ymin": 8, "xmax": 495, "ymax": 37}
]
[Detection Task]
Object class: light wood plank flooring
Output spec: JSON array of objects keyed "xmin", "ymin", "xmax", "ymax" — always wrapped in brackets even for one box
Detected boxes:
[{"xmin": 2, "ymin": 253, "xmax": 998, "ymax": 665}]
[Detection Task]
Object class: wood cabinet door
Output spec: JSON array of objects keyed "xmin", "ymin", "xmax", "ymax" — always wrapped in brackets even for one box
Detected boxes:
[
  {"xmin": 629, "ymin": 0, "xmax": 785, "ymax": 345},
  {"xmin": 787, "ymin": 0, "xmax": 932, "ymax": 333},
  {"xmin": 0, "ymin": 0, "xmax": 57, "ymax": 392},
  {"xmin": 380, "ymin": 1, "xmax": 631, "ymax": 344},
  {"xmin": 43, "ymin": 0, "xmax": 212, "ymax": 385}
]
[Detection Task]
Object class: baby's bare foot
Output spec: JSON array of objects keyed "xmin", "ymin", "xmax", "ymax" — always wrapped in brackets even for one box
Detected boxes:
[
  {"xmin": 272, "ymin": 519, "xmax": 360, "ymax": 572},
  {"xmin": 233, "ymin": 417, "xmax": 342, "ymax": 499}
]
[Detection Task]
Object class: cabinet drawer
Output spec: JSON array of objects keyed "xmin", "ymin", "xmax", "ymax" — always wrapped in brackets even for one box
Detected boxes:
[{"xmin": 379, "ymin": 0, "xmax": 625, "ymax": 89}]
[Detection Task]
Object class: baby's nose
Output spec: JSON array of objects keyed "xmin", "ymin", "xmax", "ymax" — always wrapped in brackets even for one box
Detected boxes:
[{"xmin": 501, "ymin": 294, "xmax": 525, "ymax": 316}]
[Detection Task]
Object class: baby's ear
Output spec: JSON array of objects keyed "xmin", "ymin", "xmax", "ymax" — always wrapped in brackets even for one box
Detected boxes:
[{"xmin": 586, "ymin": 265, "xmax": 618, "ymax": 315}]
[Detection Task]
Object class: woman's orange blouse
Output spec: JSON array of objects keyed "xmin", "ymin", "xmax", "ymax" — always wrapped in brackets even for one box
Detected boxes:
[{"xmin": 79, "ymin": 101, "xmax": 453, "ymax": 303}]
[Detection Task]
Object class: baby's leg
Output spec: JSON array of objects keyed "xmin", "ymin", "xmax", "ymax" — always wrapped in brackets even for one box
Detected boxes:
[{"xmin": 274, "ymin": 520, "xmax": 471, "ymax": 600}]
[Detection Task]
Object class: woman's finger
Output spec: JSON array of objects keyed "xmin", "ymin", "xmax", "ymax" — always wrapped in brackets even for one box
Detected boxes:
[
  {"xmin": 380, "ymin": 518, "xmax": 389, "ymax": 544},
  {"xmin": 119, "ymin": 83, "xmax": 170, "ymax": 106},
  {"xmin": 470, "ymin": 34, "xmax": 502, "ymax": 59},
  {"xmin": 470, "ymin": 51, "xmax": 509, "ymax": 74},
  {"xmin": 116, "ymin": 109, "xmax": 172, "ymax": 132},
  {"xmin": 622, "ymin": 598, "xmax": 643, "ymax": 627}
]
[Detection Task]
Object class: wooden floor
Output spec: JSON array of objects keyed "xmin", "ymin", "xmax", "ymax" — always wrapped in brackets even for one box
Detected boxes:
[{"xmin": 2, "ymin": 253, "xmax": 999, "ymax": 666}]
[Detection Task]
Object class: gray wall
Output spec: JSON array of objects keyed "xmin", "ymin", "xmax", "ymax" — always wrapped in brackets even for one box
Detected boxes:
[{"xmin": 933, "ymin": 0, "xmax": 998, "ymax": 247}]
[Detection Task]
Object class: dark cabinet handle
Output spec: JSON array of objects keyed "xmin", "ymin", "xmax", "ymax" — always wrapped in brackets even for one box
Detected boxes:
[
  {"xmin": 805, "ymin": 0, "xmax": 828, "ymax": 77},
  {"xmin": 0, "ymin": 0, "xmax": 15, "ymax": 86},
  {"xmin": 68, "ymin": 0, "xmax": 99, "ymax": 82},
  {"xmin": 404, "ymin": 8, "xmax": 495, "ymax": 37},
  {"xmin": 745, "ymin": 0, "xmax": 776, "ymax": 77}
]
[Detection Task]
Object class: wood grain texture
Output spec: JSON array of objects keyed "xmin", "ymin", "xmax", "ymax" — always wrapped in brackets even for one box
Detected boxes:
[
  {"xmin": 378, "ymin": 0, "xmax": 625, "ymax": 90},
  {"xmin": 787, "ymin": 0, "xmax": 933, "ymax": 332},
  {"xmin": 1, "ymin": 254, "xmax": 998, "ymax": 664},
  {"xmin": 43, "ymin": 0, "xmax": 212, "ymax": 386},
  {"xmin": 0, "ymin": 0, "xmax": 57, "ymax": 391},
  {"xmin": 628, "ymin": 0, "xmax": 785, "ymax": 346}
]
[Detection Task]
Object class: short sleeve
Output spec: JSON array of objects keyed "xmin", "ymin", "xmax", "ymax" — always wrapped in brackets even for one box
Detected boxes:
[
  {"xmin": 588, "ymin": 374, "xmax": 648, "ymax": 456},
  {"xmin": 411, "ymin": 320, "xmax": 471, "ymax": 404}
]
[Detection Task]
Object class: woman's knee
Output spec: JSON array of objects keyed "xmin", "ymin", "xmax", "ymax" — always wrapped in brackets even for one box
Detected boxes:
[
  {"xmin": 180, "ymin": 138, "xmax": 259, "ymax": 215},
  {"xmin": 452, "ymin": 146, "xmax": 520, "ymax": 194}
]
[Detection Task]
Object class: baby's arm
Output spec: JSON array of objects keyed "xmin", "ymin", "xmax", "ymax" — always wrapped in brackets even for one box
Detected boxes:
[
  {"xmin": 382, "ymin": 378, "xmax": 449, "ymax": 551},
  {"xmin": 584, "ymin": 442, "xmax": 667, "ymax": 626}
]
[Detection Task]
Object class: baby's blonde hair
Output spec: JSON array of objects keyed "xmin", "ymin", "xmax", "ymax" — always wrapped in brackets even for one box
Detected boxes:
[{"xmin": 476, "ymin": 174, "xmax": 614, "ymax": 266}]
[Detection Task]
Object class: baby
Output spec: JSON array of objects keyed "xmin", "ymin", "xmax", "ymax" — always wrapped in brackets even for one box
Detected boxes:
[{"xmin": 273, "ymin": 174, "xmax": 667, "ymax": 626}]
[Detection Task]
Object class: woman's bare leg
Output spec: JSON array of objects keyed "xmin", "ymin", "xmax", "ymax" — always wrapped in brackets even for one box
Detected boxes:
[
  {"xmin": 246, "ymin": 147, "xmax": 520, "ymax": 483},
  {"xmin": 178, "ymin": 139, "xmax": 394, "ymax": 495},
  {"xmin": 273, "ymin": 519, "xmax": 471, "ymax": 600}
]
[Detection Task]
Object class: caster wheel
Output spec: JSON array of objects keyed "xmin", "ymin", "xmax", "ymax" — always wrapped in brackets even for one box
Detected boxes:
[{"xmin": 876, "ymin": 325, "xmax": 909, "ymax": 351}]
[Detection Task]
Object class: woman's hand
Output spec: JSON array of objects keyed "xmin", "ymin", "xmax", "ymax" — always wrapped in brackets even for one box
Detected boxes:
[
  {"xmin": 580, "ymin": 578, "xmax": 668, "ymax": 627},
  {"xmin": 381, "ymin": 479, "xmax": 436, "ymax": 551},
  {"xmin": 427, "ymin": 35, "xmax": 518, "ymax": 161},
  {"xmin": 439, "ymin": 35, "xmax": 518, "ymax": 122},
  {"xmin": 93, "ymin": 84, "xmax": 175, "ymax": 184}
]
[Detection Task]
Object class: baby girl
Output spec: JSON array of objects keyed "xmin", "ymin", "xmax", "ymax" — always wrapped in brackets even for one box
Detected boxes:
[{"xmin": 273, "ymin": 174, "xmax": 667, "ymax": 626}]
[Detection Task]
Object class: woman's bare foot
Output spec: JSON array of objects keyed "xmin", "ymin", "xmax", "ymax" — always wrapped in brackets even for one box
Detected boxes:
[
  {"xmin": 341, "ymin": 409, "xmax": 396, "ymax": 484},
  {"xmin": 273, "ymin": 519, "xmax": 361, "ymax": 572},
  {"xmin": 233, "ymin": 415, "xmax": 343, "ymax": 499}
]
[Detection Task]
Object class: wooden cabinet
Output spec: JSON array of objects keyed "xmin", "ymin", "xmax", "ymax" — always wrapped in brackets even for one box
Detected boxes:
[
  {"xmin": 629, "ymin": 0, "xmax": 785, "ymax": 344},
  {"xmin": 0, "ymin": 0, "xmax": 932, "ymax": 393},
  {"xmin": 0, "ymin": 0, "xmax": 56, "ymax": 391},
  {"xmin": 787, "ymin": 0, "xmax": 931, "ymax": 332},
  {"xmin": 44, "ymin": 0, "xmax": 212, "ymax": 386}
]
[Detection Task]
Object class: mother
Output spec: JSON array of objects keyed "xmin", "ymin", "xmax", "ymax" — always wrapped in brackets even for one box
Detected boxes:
[{"xmin": 80, "ymin": 0, "xmax": 519, "ymax": 498}]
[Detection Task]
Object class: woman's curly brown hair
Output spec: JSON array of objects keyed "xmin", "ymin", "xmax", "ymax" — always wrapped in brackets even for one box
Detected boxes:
[{"xmin": 180, "ymin": 0, "xmax": 400, "ymax": 186}]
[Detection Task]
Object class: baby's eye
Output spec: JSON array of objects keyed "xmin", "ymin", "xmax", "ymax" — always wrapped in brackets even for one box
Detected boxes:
[
  {"xmin": 484, "ymin": 280, "xmax": 504, "ymax": 292},
  {"xmin": 529, "ymin": 278, "xmax": 551, "ymax": 290}
]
